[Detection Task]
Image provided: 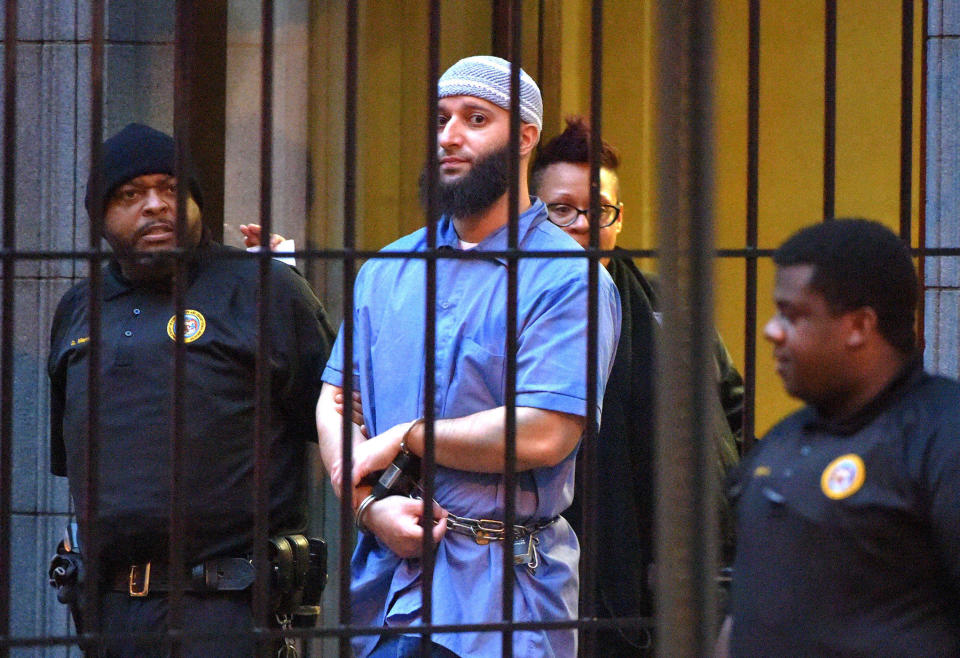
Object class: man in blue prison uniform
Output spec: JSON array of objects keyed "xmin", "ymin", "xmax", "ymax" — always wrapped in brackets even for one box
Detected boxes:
[{"xmin": 316, "ymin": 56, "xmax": 620, "ymax": 657}]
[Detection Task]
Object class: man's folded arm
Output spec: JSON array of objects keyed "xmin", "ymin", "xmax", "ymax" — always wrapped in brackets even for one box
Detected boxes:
[
  {"xmin": 407, "ymin": 405, "xmax": 584, "ymax": 472},
  {"xmin": 346, "ymin": 405, "xmax": 585, "ymax": 494}
]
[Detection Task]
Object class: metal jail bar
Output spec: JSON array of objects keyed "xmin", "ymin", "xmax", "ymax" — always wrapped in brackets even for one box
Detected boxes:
[
  {"xmin": 0, "ymin": 0, "xmax": 17, "ymax": 646},
  {"xmin": 81, "ymin": 0, "xmax": 107, "ymax": 647},
  {"xmin": 0, "ymin": 0, "xmax": 936, "ymax": 655},
  {"xmin": 654, "ymin": 1, "xmax": 718, "ymax": 655}
]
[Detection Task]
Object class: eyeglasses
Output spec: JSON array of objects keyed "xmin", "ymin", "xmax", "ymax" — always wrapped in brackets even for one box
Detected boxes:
[{"xmin": 546, "ymin": 202, "xmax": 622, "ymax": 228}]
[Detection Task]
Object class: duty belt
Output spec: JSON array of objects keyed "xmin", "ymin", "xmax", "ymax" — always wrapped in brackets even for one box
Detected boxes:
[
  {"xmin": 108, "ymin": 557, "xmax": 255, "ymax": 597},
  {"xmin": 444, "ymin": 513, "xmax": 558, "ymax": 571}
]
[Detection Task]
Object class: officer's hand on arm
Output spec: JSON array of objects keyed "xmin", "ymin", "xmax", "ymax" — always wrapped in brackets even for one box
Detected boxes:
[
  {"xmin": 239, "ymin": 223, "xmax": 286, "ymax": 249},
  {"xmin": 316, "ymin": 383, "xmax": 367, "ymax": 500},
  {"xmin": 334, "ymin": 389, "xmax": 367, "ymax": 437},
  {"xmin": 363, "ymin": 495, "xmax": 448, "ymax": 559}
]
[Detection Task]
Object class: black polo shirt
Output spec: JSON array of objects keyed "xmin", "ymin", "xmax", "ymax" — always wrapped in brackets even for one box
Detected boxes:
[
  {"xmin": 728, "ymin": 360, "xmax": 960, "ymax": 656},
  {"xmin": 48, "ymin": 244, "xmax": 335, "ymax": 566}
]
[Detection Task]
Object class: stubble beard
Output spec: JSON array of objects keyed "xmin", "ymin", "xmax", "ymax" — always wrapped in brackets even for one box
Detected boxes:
[{"xmin": 419, "ymin": 143, "xmax": 510, "ymax": 220}]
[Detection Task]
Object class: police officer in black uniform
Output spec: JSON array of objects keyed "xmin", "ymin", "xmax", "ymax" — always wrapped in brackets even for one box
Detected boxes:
[
  {"xmin": 47, "ymin": 123, "xmax": 334, "ymax": 656},
  {"xmin": 718, "ymin": 219, "xmax": 960, "ymax": 656}
]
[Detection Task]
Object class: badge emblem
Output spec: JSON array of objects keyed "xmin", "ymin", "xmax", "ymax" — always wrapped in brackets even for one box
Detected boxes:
[
  {"xmin": 167, "ymin": 310, "xmax": 206, "ymax": 343},
  {"xmin": 820, "ymin": 453, "xmax": 865, "ymax": 500}
]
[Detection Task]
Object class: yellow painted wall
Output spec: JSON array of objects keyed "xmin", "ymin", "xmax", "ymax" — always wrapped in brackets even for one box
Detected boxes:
[{"xmin": 309, "ymin": 0, "xmax": 923, "ymax": 438}]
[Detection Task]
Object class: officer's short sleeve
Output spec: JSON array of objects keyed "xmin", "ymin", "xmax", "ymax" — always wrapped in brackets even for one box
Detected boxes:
[
  {"xmin": 515, "ymin": 268, "xmax": 621, "ymax": 417},
  {"xmin": 270, "ymin": 263, "xmax": 336, "ymax": 443}
]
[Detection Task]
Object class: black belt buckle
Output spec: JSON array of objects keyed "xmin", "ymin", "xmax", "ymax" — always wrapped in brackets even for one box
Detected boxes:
[{"xmin": 128, "ymin": 563, "xmax": 151, "ymax": 597}]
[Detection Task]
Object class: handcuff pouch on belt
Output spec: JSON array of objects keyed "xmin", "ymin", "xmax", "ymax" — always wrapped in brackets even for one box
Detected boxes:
[{"xmin": 269, "ymin": 533, "xmax": 328, "ymax": 628}]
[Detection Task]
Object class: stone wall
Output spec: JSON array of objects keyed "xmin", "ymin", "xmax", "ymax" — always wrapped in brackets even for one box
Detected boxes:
[
  {"xmin": 3, "ymin": 2, "xmax": 315, "ymax": 654},
  {"xmin": 925, "ymin": 0, "xmax": 960, "ymax": 376}
]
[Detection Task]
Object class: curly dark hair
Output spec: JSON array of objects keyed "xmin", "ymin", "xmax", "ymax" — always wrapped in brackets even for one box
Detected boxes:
[
  {"xmin": 530, "ymin": 116, "xmax": 620, "ymax": 194},
  {"xmin": 774, "ymin": 218, "xmax": 918, "ymax": 354}
]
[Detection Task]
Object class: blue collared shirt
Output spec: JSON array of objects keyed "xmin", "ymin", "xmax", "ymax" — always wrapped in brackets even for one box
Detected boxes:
[{"xmin": 323, "ymin": 199, "xmax": 621, "ymax": 657}]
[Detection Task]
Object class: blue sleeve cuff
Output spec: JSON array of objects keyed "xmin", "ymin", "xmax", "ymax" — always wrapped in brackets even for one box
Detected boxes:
[
  {"xmin": 321, "ymin": 364, "xmax": 344, "ymax": 387},
  {"xmin": 515, "ymin": 390, "xmax": 601, "ymax": 418}
]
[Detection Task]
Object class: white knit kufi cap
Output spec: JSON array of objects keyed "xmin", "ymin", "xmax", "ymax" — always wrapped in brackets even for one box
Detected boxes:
[{"xmin": 437, "ymin": 55, "xmax": 543, "ymax": 131}]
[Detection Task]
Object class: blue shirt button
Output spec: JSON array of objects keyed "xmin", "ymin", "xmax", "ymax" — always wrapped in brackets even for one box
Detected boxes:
[
  {"xmin": 123, "ymin": 330, "xmax": 133, "ymax": 337},
  {"xmin": 133, "ymin": 308, "xmax": 141, "ymax": 316}
]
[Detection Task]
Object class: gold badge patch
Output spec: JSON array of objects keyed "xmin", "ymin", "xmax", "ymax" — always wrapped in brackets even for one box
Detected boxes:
[
  {"xmin": 820, "ymin": 454, "xmax": 865, "ymax": 500},
  {"xmin": 166, "ymin": 310, "xmax": 206, "ymax": 343}
]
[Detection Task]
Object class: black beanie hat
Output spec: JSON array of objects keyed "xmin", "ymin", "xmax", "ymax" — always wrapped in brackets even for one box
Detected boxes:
[{"xmin": 84, "ymin": 123, "xmax": 204, "ymax": 218}]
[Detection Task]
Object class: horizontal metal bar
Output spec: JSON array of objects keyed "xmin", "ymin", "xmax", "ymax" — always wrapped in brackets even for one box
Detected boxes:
[
  {"xmin": 6, "ymin": 246, "xmax": 958, "ymax": 262},
  {"xmin": 0, "ymin": 612, "xmax": 653, "ymax": 649}
]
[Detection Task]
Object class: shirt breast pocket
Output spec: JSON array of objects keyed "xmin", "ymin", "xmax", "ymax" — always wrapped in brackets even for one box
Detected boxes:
[{"xmin": 445, "ymin": 337, "xmax": 505, "ymax": 414}]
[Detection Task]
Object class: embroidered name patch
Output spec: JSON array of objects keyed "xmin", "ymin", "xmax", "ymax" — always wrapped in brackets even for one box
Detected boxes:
[
  {"xmin": 820, "ymin": 454, "xmax": 865, "ymax": 500},
  {"xmin": 166, "ymin": 310, "xmax": 206, "ymax": 343}
]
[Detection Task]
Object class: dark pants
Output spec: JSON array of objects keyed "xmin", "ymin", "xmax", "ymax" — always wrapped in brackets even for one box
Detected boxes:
[
  {"xmin": 369, "ymin": 634, "xmax": 461, "ymax": 658},
  {"xmin": 85, "ymin": 590, "xmax": 272, "ymax": 657}
]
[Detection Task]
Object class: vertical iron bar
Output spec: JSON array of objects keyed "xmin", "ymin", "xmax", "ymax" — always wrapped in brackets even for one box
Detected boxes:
[
  {"xmin": 743, "ymin": 0, "xmax": 760, "ymax": 454},
  {"xmin": 581, "ymin": 0, "xmax": 603, "ymax": 654},
  {"xmin": 899, "ymin": 0, "xmax": 914, "ymax": 242},
  {"xmin": 654, "ymin": 0, "xmax": 717, "ymax": 655},
  {"xmin": 0, "ymin": 0, "xmax": 17, "ymax": 650},
  {"xmin": 536, "ymin": 0, "xmax": 545, "ymax": 99},
  {"xmin": 419, "ymin": 2, "xmax": 441, "ymax": 656},
  {"xmin": 916, "ymin": 0, "xmax": 928, "ymax": 350},
  {"xmin": 252, "ymin": 0, "xmax": 275, "ymax": 648},
  {"xmin": 338, "ymin": 2, "xmax": 359, "ymax": 656},
  {"xmin": 689, "ymin": 1, "xmax": 718, "ymax": 644},
  {"xmin": 502, "ymin": 1, "xmax": 522, "ymax": 655},
  {"xmin": 168, "ymin": 1, "xmax": 195, "ymax": 651},
  {"xmin": 82, "ymin": 0, "xmax": 106, "ymax": 649},
  {"xmin": 823, "ymin": 0, "xmax": 837, "ymax": 221}
]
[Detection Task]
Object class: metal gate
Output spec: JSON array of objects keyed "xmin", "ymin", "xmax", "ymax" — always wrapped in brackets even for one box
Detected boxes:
[{"xmin": 0, "ymin": 1, "xmax": 940, "ymax": 656}]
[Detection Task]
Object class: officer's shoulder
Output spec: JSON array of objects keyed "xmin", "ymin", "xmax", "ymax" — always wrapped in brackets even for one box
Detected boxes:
[
  {"xmin": 916, "ymin": 371, "xmax": 960, "ymax": 398},
  {"xmin": 53, "ymin": 278, "xmax": 91, "ymax": 319},
  {"xmin": 201, "ymin": 243, "xmax": 297, "ymax": 280},
  {"xmin": 903, "ymin": 371, "xmax": 960, "ymax": 425},
  {"xmin": 760, "ymin": 406, "xmax": 813, "ymax": 442}
]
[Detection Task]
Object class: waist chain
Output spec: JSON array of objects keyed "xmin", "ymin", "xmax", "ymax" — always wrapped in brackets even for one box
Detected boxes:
[
  {"xmin": 444, "ymin": 512, "xmax": 558, "ymax": 544},
  {"xmin": 444, "ymin": 512, "xmax": 559, "ymax": 571}
]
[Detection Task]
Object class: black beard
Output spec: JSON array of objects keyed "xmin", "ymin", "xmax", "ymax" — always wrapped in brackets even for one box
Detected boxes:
[{"xmin": 419, "ymin": 144, "xmax": 510, "ymax": 219}]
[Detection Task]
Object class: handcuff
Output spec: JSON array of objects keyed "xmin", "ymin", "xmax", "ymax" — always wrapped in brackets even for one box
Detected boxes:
[{"xmin": 354, "ymin": 418, "xmax": 424, "ymax": 532}]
